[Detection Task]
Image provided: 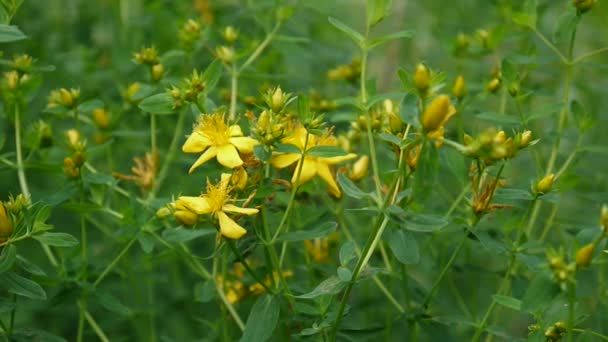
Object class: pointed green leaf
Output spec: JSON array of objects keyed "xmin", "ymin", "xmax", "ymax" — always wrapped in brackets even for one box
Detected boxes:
[
  {"xmin": 33, "ymin": 232, "xmax": 79, "ymax": 247},
  {"xmin": 295, "ymin": 276, "xmax": 347, "ymax": 299},
  {"xmin": 387, "ymin": 229, "xmax": 420, "ymax": 264},
  {"xmin": 0, "ymin": 244, "xmax": 17, "ymax": 273},
  {"xmin": 138, "ymin": 93, "xmax": 175, "ymax": 114},
  {"xmin": 307, "ymin": 146, "xmax": 349, "ymax": 158},
  {"xmin": 328, "ymin": 17, "xmax": 365, "ymax": 47},
  {"xmin": 492, "ymin": 294, "xmax": 522, "ymax": 311},
  {"xmin": 368, "ymin": 30, "xmax": 413, "ymax": 49},
  {"xmin": 239, "ymin": 294, "xmax": 280, "ymax": 342},
  {"xmin": 162, "ymin": 227, "xmax": 215, "ymax": 243},
  {"xmin": 203, "ymin": 59, "xmax": 222, "ymax": 94},
  {"xmin": 277, "ymin": 222, "xmax": 337, "ymax": 242},
  {"xmin": 0, "ymin": 24, "xmax": 26, "ymax": 43},
  {"xmin": 0, "ymin": 272, "xmax": 46, "ymax": 300}
]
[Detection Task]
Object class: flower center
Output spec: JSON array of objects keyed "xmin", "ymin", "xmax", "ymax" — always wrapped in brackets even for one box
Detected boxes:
[
  {"xmin": 205, "ymin": 179, "xmax": 231, "ymax": 213},
  {"xmin": 196, "ymin": 113, "xmax": 231, "ymax": 146}
]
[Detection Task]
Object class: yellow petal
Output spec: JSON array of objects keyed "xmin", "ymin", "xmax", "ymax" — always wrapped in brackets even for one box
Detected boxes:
[
  {"xmin": 316, "ymin": 162, "xmax": 341, "ymax": 198},
  {"xmin": 229, "ymin": 125, "xmax": 243, "ymax": 137},
  {"xmin": 282, "ymin": 126, "xmax": 308, "ymax": 150},
  {"xmin": 182, "ymin": 132, "xmax": 212, "ymax": 153},
  {"xmin": 291, "ymin": 157, "xmax": 317, "ymax": 186},
  {"xmin": 176, "ymin": 196, "xmax": 212, "ymax": 214},
  {"xmin": 217, "ymin": 211, "xmax": 247, "ymax": 239},
  {"xmin": 229, "ymin": 136, "xmax": 258, "ymax": 153},
  {"xmin": 222, "ymin": 204, "xmax": 259, "ymax": 215},
  {"xmin": 322, "ymin": 153, "xmax": 358, "ymax": 165},
  {"xmin": 189, "ymin": 146, "xmax": 218, "ymax": 173},
  {"xmin": 270, "ymin": 153, "xmax": 300, "ymax": 169},
  {"xmin": 216, "ymin": 144, "xmax": 243, "ymax": 169}
]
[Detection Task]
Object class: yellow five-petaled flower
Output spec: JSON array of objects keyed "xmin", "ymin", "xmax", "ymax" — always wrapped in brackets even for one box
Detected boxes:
[
  {"xmin": 182, "ymin": 113, "xmax": 258, "ymax": 173},
  {"xmin": 174, "ymin": 174, "xmax": 258, "ymax": 239},
  {"xmin": 271, "ymin": 126, "xmax": 356, "ymax": 197}
]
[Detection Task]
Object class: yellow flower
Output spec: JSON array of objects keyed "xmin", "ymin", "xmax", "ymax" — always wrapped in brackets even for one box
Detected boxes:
[
  {"xmin": 182, "ymin": 113, "xmax": 258, "ymax": 173},
  {"xmin": 270, "ymin": 126, "xmax": 357, "ymax": 197},
  {"xmin": 175, "ymin": 174, "xmax": 258, "ymax": 239}
]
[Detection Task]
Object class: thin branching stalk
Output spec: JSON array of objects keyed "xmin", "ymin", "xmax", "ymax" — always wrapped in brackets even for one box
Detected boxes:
[{"xmin": 14, "ymin": 104, "xmax": 30, "ymax": 199}]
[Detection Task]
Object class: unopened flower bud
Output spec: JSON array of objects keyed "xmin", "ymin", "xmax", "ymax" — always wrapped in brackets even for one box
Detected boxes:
[
  {"xmin": 486, "ymin": 78, "xmax": 501, "ymax": 93},
  {"xmin": 271, "ymin": 87, "xmax": 285, "ymax": 113},
  {"xmin": 231, "ymin": 167, "xmax": 248, "ymax": 191},
  {"xmin": 151, "ymin": 63, "xmax": 164, "ymax": 82},
  {"xmin": 421, "ymin": 95, "xmax": 451, "ymax": 133},
  {"xmin": 535, "ymin": 173, "xmax": 555, "ymax": 195},
  {"xmin": 0, "ymin": 203, "xmax": 13, "ymax": 241},
  {"xmin": 156, "ymin": 206, "xmax": 172, "ymax": 219},
  {"xmin": 216, "ymin": 46, "xmax": 235, "ymax": 63},
  {"xmin": 125, "ymin": 82, "xmax": 141, "ymax": 102},
  {"xmin": 575, "ymin": 243, "xmax": 594, "ymax": 268},
  {"xmin": 174, "ymin": 210, "xmax": 198, "ymax": 226},
  {"xmin": 508, "ymin": 82, "xmax": 520, "ymax": 97},
  {"xmin": 494, "ymin": 130, "xmax": 507, "ymax": 144},
  {"xmin": 92, "ymin": 108, "xmax": 110, "ymax": 129},
  {"xmin": 349, "ymin": 156, "xmax": 369, "ymax": 182},
  {"xmin": 222, "ymin": 26, "xmax": 239, "ymax": 43},
  {"xmin": 59, "ymin": 88, "xmax": 75, "ymax": 107},
  {"xmin": 573, "ymin": 0, "xmax": 594, "ymax": 13},
  {"xmin": 66, "ymin": 129, "xmax": 82, "ymax": 149},
  {"xmin": 601, "ymin": 204, "xmax": 608, "ymax": 232},
  {"xmin": 519, "ymin": 130, "xmax": 533, "ymax": 148},
  {"xmin": 4, "ymin": 71, "xmax": 19, "ymax": 90},
  {"xmin": 414, "ymin": 63, "xmax": 431, "ymax": 94},
  {"xmin": 452, "ymin": 75, "xmax": 466, "ymax": 100}
]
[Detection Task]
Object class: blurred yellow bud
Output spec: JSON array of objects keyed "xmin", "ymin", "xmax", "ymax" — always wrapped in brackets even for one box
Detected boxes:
[
  {"xmin": 174, "ymin": 210, "xmax": 198, "ymax": 226},
  {"xmin": 222, "ymin": 26, "xmax": 239, "ymax": 43},
  {"xmin": 575, "ymin": 243, "xmax": 594, "ymax": 268},
  {"xmin": 59, "ymin": 88, "xmax": 75, "ymax": 107},
  {"xmin": 600, "ymin": 204, "xmax": 608, "ymax": 232},
  {"xmin": 414, "ymin": 63, "xmax": 431, "ymax": 94},
  {"xmin": 421, "ymin": 95, "xmax": 452, "ymax": 133},
  {"xmin": 151, "ymin": 63, "xmax": 165, "ymax": 82},
  {"xmin": 92, "ymin": 108, "xmax": 110, "ymax": 129},
  {"xmin": 535, "ymin": 173, "xmax": 555, "ymax": 195},
  {"xmin": 0, "ymin": 203, "xmax": 13, "ymax": 241},
  {"xmin": 519, "ymin": 130, "xmax": 533, "ymax": 148},
  {"xmin": 573, "ymin": 0, "xmax": 594, "ymax": 13},
  {"xmin": 125, "ymin": 82, "xmax": 141, "ymax": 102},
  {"xmin": 216, "ymin": 46, "xmax": 235, "ymax": 63},
  {"xmin": 156, "ymin": 206, "xmax": 172, "ymax": 219},
  {"xmin": 271, "ymin": 86, "xmax": 285, "ymax": 113},
  {"xmin": 494, "ymin": 130, "xmax": 507, "ymax": 144},
  {"xmin": 66, "ymin": 129, "xmax": 82, "ymax": 149},
  {"xmin": 452, "ymin": 75, "xmax": 466, "ymax": 100},
  {"xmin": 349, "ymin": 156, "xmax": 369, "ymax": 182},
  {"xmin": 486, "ymin": 78, "xmax": 501, "ymax": 93},
  {"xmin": 4, "ymin": 71, "xmax": 19, "ymax": 90},
  {"xmin": 230, "ymin": 167, "xmax": 248, "ymax": 191}
]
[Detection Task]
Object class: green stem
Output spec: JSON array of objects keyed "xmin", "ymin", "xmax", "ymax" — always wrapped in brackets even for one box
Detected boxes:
[
  {"xmin": 572, "ymin": 328, "xmax": 608, "ymax": 341},
  {"xmin": 270, "ymin": 132, "xmax": 309, "ymax": 243},
  {"xmin": 8, "ymin": 295, "xmax": 16, "ymax": 336},
  {"xmin": 572, "ymin": 46, "xmax": 608, "ymax": 64},
  {"xmin": 93, "ymin": 236, "xmax": 137, "ymax": 287},
  {"xmin": 228, "ymin": 65, "xmax": 238, "ymax": 123},
  {"xmin": 226, "ymin": 240, "xmax": 273, "ymax": 293},
  {"xmin": 83, "ymin": 308, "xmax": 110, "ymax": 342},
  {"xmin": 421, "ymin": 234, "xmax": 467, "ymax": 309},
  {"xmin": 77, "ymin": 300, "xmax": 85, "ymax": 342},
  {"xmin": 14, "ymin": 104, "xmax": 30, "ymax": 199},
  {"xmin": 150, "ymin": 113, "xmax": 157, "ymax": 154},
  {"xmin": 152, "ymin": 107, "xmax": 187, "ymax": 196},
  {"xmin": 568, "ymin": 282, "xmax": 576, "ymax": 342},
  {"xmin": 329, "ymin": 215, "xmax": 391, "ymax": 342}
]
